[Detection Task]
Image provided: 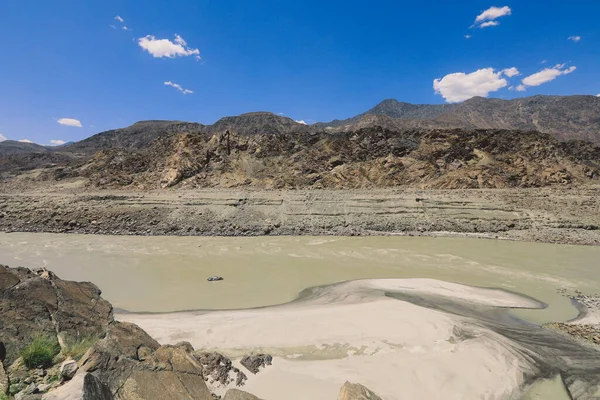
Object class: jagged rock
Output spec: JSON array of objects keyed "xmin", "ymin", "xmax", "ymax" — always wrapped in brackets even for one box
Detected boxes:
[
  {"xmin": 338, "ymin": 382, "xmax": 383, "ymax": 400},
  {"xmin": 222, "ymin": 388, "xmax": 263, "ymax": 400},
  {"xmin": 240, "ymin": 354, "xmax": 272, "ymax": 375},
  {"xmin": 41, "ymin": 373, "xmax": 113, "ymax": 400},
  {"xmin": 194, "ymin": 352, "xmax": 247, "ymax": 387},
  {"xmin": 60, "ymin": 360, "xmax": 78, "ymax": 381},
  {"xmin": 80, "ymin": 322, "xmax": 212, "ymax": 400},
  {"xmin": 0, "ymin": 265, "xmax": 113, "ymax": 365}
]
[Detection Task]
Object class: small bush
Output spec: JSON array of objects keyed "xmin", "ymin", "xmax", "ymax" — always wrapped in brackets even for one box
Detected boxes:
[
  {"xmin": 0, "ymin": 393, "xmax": 9, "ymax": 400},
  {"xmin": 20, "ymin": 335, "xmax": 60, "ymax": 369},
  {"xmin": 62, "ymin": 337, "xmax": 97, "ymax": 361}
]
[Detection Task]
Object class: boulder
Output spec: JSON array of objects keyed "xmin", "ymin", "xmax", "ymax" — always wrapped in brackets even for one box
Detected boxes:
[
  {"xmin": 338, "ymin": 382, "xmax": 383, "ymax": 400},
  {"xmin": 194, "ymin": 352, "xmax": 246, "ymax": 387},
  {"xmin": 222, "ymin": 388, "xmax": 263, "ymax": 400},
  {"xmin": 60, "ymin": 360, "xmax": 78, "ymax": 381},
  {"xmin": 0, "ymin": 265, "xmax": 113, "ymax": 365},
  {"xmin": 80, "ymin": 322, "xmax": 213, "ymax": 400},
  {"xmin": 240, "ymin": 354, "xmax": 272, "ymax": 375},
  {"xmin": 41, "ymin": 373, "xmax": 113, "ymax": 400}
]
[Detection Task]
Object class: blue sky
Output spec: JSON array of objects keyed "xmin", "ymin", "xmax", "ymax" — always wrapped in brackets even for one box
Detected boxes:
[{"xmin": 0, "ymin": 1, "xmax": 598, "ymax": 145}]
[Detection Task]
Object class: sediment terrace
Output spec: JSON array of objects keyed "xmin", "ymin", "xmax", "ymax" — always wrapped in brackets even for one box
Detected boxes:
[{"xmin": 1, "ymin": 186, "xmax": 599, "ymax": 245}]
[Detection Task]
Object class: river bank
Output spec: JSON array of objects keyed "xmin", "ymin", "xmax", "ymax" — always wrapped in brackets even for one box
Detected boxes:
[
  {"xmin": 1, "ymin": 186, "xmax": 599, "ymax": 245},
  {"xmin": 119, "ymin": 279, "xmax": 600, "ymax": 400}
]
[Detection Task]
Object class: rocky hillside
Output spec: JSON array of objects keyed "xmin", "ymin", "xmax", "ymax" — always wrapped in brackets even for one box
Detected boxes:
[
  {"xmin": 0, "ymin": 141, "xmax": 50, "ymax": 156},
  {"xmin": 322, "ymin": 95, "xmax": 600, "ymax": 144},
  {"xmin": 63, "ymin": 127, "xmax": 600, "ymax": 190},
  {"xmin": 436, "ymin": 95, "xmax": 600, "ymax": 143},
  {"xmin": 64, "ymin": 120, "xmax": 205, "ymax": 154},
  {"xmin": 318, "ymin": 99, "xmax": 457, "ymax": 128}
]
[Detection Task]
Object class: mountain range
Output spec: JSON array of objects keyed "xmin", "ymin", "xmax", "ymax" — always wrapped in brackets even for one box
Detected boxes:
[{"xmin": 1, "ymin": 95, "xmax": 599, "ymax": 189}]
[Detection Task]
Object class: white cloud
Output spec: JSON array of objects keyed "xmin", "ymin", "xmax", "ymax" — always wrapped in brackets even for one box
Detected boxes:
[
  {"xmin": 0, "ymin": 133, "xmax": 6, "ymax": 142},
  {"xmin": 57, "ymin": 118, "xmax": 83, "ymax": 127},
  {"xmin": 465, "ymin": 35, "xmax": 472, "ymax": 39},
  {"xmin": 541, "ymin": 60, "xmax": 547, "ymax": 64},
  {"xmin": 295, "ymin": 120, "xmax": 307, "ymax": 125},
  {"xmin": 502, "ymin": 67, "xmax": 520, "ymax": 77},
  {"xmin": 475, "ymin": 6, "xmax": 512, "ymax": 23},
  {"xmin": 433, "ymin": 68, "xmax": 512, "ymax": 103},
  {"xmin": 110, "ymin": 25, "xmax": 117, "ymax": 29},
  {"xmin": 596, "ymin": 94, "xmax": 600, "ymax": 97},
  {"xmin": 568, "ymin": 36, "xmax": 581, "ymax": 42},
  {"xmin": 138, "ymin": 35, "xmax": 200, "ymax": 60},
  {"xmin": 473, "ymin": 6, "xmax": 511, "ymax": 28},
  {"xmin": 164, "ymin": 81, "xmax": 194, "ymax": 94},
  {"xmin": 115, "ymin": 16, "xmax": 124, "ymax": 23},
  {"xmin": 50, "ymin": 140, "xmax": 66, "ymax": 146},
  {"xmin": 479, "ymin": 21, "xmax": 499, "ymax": 28},
  {"xmin": 516, "ymin": 85, "xmax": 527, "ymax": 92},
  {"xmin": 520, "ymin": 64, "xmax": 576, "ymax": 88},
  {"xmin": 122, "ymin": 26, "xmax": 131, "ymax": 31},
  {"xmin": 19, "ymin": 139, "xmax": 33, "ymax": 143}
]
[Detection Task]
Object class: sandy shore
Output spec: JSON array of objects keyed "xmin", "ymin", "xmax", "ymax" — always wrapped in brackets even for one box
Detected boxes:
[{"xmin": 119, "ymin": 279, "xmax": 552, "ymax": 400}]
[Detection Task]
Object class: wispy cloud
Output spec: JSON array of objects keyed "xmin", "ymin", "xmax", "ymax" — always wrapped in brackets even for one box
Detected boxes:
[
  {"xmin": 433, "ymin": 67, "xmax": 518, "ymax": 103},
  {"xmin": 122, "ymin": 26, "xmax": 131, "ymax": 31},
  {"xmin": 139, "ymin": 35, "xmax": 200, "ymax": 60},
  {"xmin": 114, "ymin": 16, "xmax": 125, "ymax": 23},
  {"xmin": 465, "ymin": 35, "xmax": 472, "ymax": 39},
  {"xmin": 518, "ymin": 64, "xmax": 576, "ymax": 90},
  {"xmin": 568, "ymin": 36, "xmax": 581, "ymax": 42},
  {"xmin": 0, "ymin": 133, "xmax": 6, "ymax": 142},
  {"xmin": 19, "ymin": 139, "xmax": 33, "ymax": 143},
  {"xmin": 472, "ymin": 6, "xmax": 511, "ymax": 29},
  {"xmin": 164, "ymin": 81, "xmax": 194, "ymax": 94},
  {"xmin": 50, "ymin": 140, "xmax": 66, "ymax": 146},
  {"xmin": 57, "ymin": 118, "xmax": 83, "ymax": 127},
  {"xmin": 295, "ymin": 120, "xmax": 307, "ymax": 125}
]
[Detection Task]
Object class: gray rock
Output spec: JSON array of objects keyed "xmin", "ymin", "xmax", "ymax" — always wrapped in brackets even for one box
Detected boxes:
[
  {"xmin": 240, "ymin": 354, "xmax": 272, "ymax": 374},
  {"xmin": 41, "ymin": 373, "xmax": 113, "ymax": 400},
  {"xmin": 35, "ymin": 369, "xmax": 46, "ymax": 377},
  {"xmin": 222, "ymin": 388, "xmax": 263, "ymax": 400},
  {"xmin": 36, "ymin": 384, "xmax": 51, "ymax": 393},
  {"xmin": 79, "ymin": 322, "xmax": 213, "ymax": 399},
  {"xmin": 0, "ymin": 359, "xmax": 8, "ymax": 395},
  {"xmin": 337, "ymin": 381, "xmax": 383, "ymax": 400},
  {"xmin": 207, "ymin": 276, "xmax": 224, "ymax": 282},
  {"xmin": 60, "ymin": 360, "xmax": 78, "ymax": 381}
]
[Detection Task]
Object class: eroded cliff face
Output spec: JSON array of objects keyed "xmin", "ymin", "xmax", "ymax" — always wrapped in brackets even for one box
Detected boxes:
[{"xmin": 73, "ymin": 128, "xmax": 600, "ymax": 190}]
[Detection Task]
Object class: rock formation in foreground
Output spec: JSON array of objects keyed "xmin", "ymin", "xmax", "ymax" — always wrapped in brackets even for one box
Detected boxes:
[{"xmin": 0, "ymin": 265, "xmax": 382, "ymax": 399}]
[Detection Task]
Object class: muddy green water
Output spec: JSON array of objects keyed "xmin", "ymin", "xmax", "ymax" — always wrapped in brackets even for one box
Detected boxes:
[{"xmin": 0, "ymin": 233, "xmax": 598, "ymax": 323}]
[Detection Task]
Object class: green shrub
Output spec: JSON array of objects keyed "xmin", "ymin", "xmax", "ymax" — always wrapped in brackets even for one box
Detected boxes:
[
  {"xmin": 20, "ymin": 335, "xmax": 60, "ymax": 369},
  {"xmin": 62, "ymin": 337, "xmax": 97, "ymax": 361},
  {"xmin": 0, "ymin": 393, "xmax": 9, "ymax": 400}
]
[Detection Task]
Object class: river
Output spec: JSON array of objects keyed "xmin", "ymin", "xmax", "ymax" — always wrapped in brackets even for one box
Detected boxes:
[{"xmin": 0, "ymin": 232, "xmax": 598, "ymax": 324}]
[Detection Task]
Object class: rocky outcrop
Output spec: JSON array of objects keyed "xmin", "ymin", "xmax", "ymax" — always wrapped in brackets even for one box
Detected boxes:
[
  {"xmin": 222, "ymin": 388, "xmax": 263, "ymax": 400},
  {"xmin": 240, "ymin": 354, "xmax": 272, "ymax": 375},
  {"xmin": 42, "ymin": 373, "xmax": 113, "ymax": 400},
  {"xmin": 0, "ymin": 265, "xmax": 113, "ymax": 365},
  {"xmin": 79, "ymin": 322, "xmax": 212, "ymax": 400},
  {"xmin": 338, "ymin": 382, "xmax": 383, "ymax": 400},
  {"xmin": 195, "ymin": 352, "xmax": 246, "ymax": 387}
]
